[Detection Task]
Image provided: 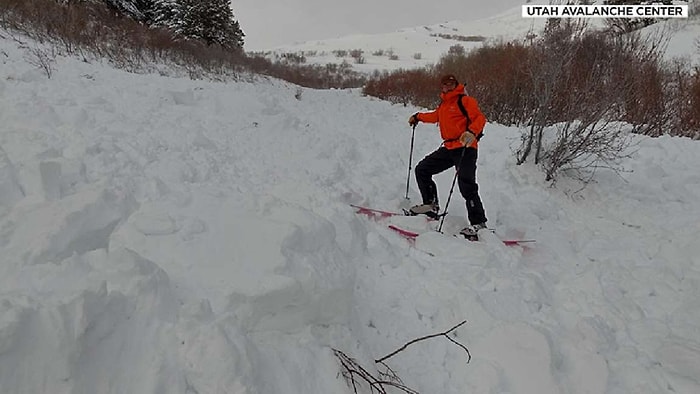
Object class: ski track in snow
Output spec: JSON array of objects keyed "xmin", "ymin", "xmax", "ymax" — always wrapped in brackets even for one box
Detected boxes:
[{"xmin": 1, "ymin": 34, "xmax": 700, "ymax": 394}]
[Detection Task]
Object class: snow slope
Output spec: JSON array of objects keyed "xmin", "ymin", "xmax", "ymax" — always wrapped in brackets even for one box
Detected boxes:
[
  {"xmin": 1, "ymin": 31, "xmax": 700, "ymax": 393},
  {"xmin": 260, "ymin": 4, "xmax": 700, "ymax": 73},
  {"xmin": 234, "ymin": 0, "xmax": 527, "ymax": 50},
  {"xmin": 259, "ymin": 5, "xmax": 549, "ymax": 73}
]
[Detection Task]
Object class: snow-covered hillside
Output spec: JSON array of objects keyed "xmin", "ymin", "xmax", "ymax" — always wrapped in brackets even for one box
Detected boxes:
[
  {"xmin": 1, "ymin": 29, "xmax": 700, "ymax": 394},
  {"xmin": 235, "ymin": 0, "xmax": 527, "ymax": 50},
  {"xmin": 259, "ymin": 4, "xmax": 700, "ymax": 73},
  {"xmin": 260, "ymin": 5, "xmax": 548, "ymax": 73}
]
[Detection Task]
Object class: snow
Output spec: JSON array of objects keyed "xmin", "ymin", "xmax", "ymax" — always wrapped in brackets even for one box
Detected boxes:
[
  {"xmin": 2, "ymin": 23, "xmax": 700, "ymax": 394},
  {"xmin": 259, "ymin": 5, "xmax": 549, "ymax": 73},
  {"xmin": 262, "ymin": 4, "xmax": 700, "ymax": 73},
  {"xmin": 233, "ymin": 0, "xmax": 527, "ymax": 51}
]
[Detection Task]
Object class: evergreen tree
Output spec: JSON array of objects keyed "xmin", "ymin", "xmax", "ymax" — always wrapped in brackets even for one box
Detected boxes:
[
  {"xmin": 177, "ymin": 0, "xmax": 244, "ymax": 50},
  {"xmin": 151, "ymin": 0, "xmax": 180, "ymax": 31},
  {"xmin": 132, "ymin": 0, "xmax": 156, "ymax": 23},
  {"xmin": 209, "ymin": 0, "xmax": 244, "ymax": 50},
  {"xmin": 103, "ymin": 0, "xmax": 147, "ymax": 21}
]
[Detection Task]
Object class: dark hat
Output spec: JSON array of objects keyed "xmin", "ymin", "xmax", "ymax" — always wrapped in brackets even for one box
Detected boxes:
[{"xmin": 440, "ymin": 74, "xmax": 458, "ymax": 85}]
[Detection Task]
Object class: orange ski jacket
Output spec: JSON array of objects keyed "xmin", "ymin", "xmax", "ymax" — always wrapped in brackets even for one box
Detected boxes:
[{"xmin": 416, "ymin": 84, "xmax": 487, "ymax": 150}]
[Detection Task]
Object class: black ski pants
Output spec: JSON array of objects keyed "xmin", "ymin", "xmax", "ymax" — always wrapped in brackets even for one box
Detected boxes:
[{"xmin": 415, "ymin": 146, "xmax": 487, "ymax": 225}]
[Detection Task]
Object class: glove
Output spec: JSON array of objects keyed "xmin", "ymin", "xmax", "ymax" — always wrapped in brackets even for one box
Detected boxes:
[
  {"xmin": 459, "ymin": 131, "xmax": 476, "ymax": 147},
  {"xmin": 408, "ymin": 113, "xmax": 420, "ymax": 126}
]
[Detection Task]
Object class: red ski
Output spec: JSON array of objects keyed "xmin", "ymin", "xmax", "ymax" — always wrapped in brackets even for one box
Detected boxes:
[
  {"xmin": 389, "ymin": 224, "xmax": 535, "ymax": 246},
  {"xmin": 350, "ymin": 204, "xmax": 404, "ymax": 219},
  {"xmin": 501, "ymin": 239, "xmax": 536, "ymax": 246},
  {"xmin": 352, "ymin": 205, "xmax": 534, "ymax": 246},
  {"xmin": 388, "ymin": 224, "xmax": 420, "ymax": 239},
  {"xmin": 351, "ymin": 204, "xmax": 438, "ymax": 221}
]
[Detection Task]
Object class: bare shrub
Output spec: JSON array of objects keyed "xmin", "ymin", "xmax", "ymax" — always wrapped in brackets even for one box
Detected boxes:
[
  {"xmin": 280, "ymin": 52, "xmax": 306, "ymax": 64},
  {"xmin": 363, "ymin": 69, "xmax": 435, "ymax": 107},
  {"xmin": 25, "ymin": 45, "xmax": 56, "ymax": 78},
  {"xmin": 413, "ymin": 52, "xmax": 422, "ymax": 60},
  {"xmin": 690, "ymin": 70, "xmax": 700, "ymax": 135},
  {"xmin": 672, "ymin": 64, "xmax": 700, "ymax": 137},
  {"xmin": 605, "ymin": 27, "xmax": 671, "ymax": 137},
  {"xmin": 350, "ymin": 49, "xmax": 364, "ymax": 64},
  {"xmin": 245, "ymin": 56, "xmax": 365, "ymax": 89},
  {"xmin": 516, "ymin": 19, "xmax": 684, "ymax": 180},
  {"xmin": 431, "ymin": 33, "xmax": 485, "ymax": 42},
  {"xmin": 517, "ymin": 19, "xmax": 584, "ymax": 167},
  {"xmin": 447, "ymin": 44, "xmax": 465, "ymax": 55}
]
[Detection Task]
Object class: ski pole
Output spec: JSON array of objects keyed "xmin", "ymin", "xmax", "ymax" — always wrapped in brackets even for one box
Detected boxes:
[
  {"xmin": 404, "ymin": 123, "xmax": 417, "ymax": 200},
  {"xmin": 437, "ymin": 146, "xmax": 467, "ymax": 233}
]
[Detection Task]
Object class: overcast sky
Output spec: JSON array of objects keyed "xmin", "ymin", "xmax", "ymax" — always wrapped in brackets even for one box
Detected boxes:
[{"xmin": 232, "ymin": 0, "xmax": 527, "ymax": 50}]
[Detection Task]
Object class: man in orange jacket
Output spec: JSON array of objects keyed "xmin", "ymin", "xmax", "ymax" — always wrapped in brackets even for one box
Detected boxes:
[{"xmin": 407, "ymin": 74, "xmax": 487, "ymax": 239}]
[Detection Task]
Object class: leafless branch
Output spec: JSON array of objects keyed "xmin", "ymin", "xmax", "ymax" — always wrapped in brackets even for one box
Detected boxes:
[
  {"xmin": 334, "ymin": 321, "xmax": 471, "ymax": 393},
  {"xmin": 334, "ymin": 349, "xmax": 419, "ymax": 394},
  {"xmin": 25, "ymin": 45, "xmax": 56, "ymax": 78},
  {"xmin": 376, "ymin": 320, "xmax": 470, "ymax": 364}
]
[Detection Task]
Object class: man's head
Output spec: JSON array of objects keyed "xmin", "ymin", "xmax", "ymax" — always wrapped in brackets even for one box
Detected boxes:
[{"xmin": 440, "ymin": 74, "xmax": 458, "ymax": 92}]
